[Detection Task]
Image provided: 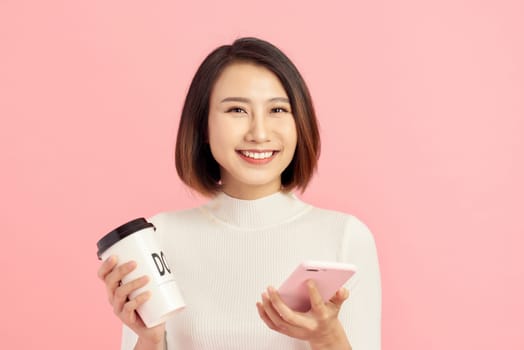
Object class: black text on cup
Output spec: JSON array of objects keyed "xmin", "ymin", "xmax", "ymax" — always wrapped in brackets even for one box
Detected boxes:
[{"xmin": 152, "ymin": 251, "xmax": 171, "ymax": 276}]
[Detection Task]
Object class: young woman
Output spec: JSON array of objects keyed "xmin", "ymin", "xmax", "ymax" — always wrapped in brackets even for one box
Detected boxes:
[{"xmin": 97, "ymin": 37, "xmax": 381, "ymax": 350}]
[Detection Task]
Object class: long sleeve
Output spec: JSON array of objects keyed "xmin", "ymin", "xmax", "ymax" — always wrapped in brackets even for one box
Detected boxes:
[
  {"xmin": 113, "ymin": 193, "xmax": 381, "ymax": 349},
  {"xmin": 338, "ymin": 216, "xmax": 382, "ymax": 350}
]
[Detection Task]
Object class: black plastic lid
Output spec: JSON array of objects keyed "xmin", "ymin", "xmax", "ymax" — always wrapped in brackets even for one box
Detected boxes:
[{"xmin": 96, "ymin": 218, "xmax": 155, "ymax": 260}]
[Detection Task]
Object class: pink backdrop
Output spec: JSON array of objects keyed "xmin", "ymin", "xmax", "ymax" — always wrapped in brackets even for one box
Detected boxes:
[{"xmin": 1, "ymin": 0, "xmax": 523, "ymax": 349}]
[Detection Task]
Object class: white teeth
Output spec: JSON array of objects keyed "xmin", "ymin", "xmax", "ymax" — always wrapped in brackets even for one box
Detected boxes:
[{"xmin": 240, "ymin": 151, "xmax": 274, "ymax": 159}]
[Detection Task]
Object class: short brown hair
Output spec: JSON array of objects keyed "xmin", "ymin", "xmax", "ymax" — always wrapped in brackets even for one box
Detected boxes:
[{"xmin": 175, "ymin": 37, "xmax": 320, "ymax": 197}]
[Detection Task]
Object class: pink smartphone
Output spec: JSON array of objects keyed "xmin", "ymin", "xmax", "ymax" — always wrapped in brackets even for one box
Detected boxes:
[{"xmin": 278, "ymin": 261, "xmax": 357, "ymax": 312}]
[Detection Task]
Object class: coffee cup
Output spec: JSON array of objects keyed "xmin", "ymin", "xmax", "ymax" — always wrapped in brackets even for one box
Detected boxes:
[{"xmin": 97, "ymin": 218, "xmax": 185, "ymax": 327}]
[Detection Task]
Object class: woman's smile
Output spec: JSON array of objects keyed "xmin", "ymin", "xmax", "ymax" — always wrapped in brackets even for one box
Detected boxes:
[{"xmin": 237, "ymin": 150, "xmax": 279, "ymax": 164}]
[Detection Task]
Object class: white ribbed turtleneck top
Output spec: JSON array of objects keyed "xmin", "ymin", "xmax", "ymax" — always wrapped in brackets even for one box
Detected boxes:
[{"xmin": 121, "ymin": 192, "xmax": 381, "ymax": 350}]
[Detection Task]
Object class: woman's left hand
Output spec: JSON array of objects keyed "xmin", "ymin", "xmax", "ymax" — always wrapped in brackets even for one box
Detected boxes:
[{"xmin": 256, "ymin": 280, "xmax": 352, "ymax": 350}]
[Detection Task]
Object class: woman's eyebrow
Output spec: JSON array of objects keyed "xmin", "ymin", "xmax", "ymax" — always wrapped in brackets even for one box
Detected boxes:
[
  {"xmin": 220, "ymin": 97, "xmax": 290, "ymax": 103},
  {"xmin": 269, "ymin": 97, "xmax": 290, "ymax": 103}
]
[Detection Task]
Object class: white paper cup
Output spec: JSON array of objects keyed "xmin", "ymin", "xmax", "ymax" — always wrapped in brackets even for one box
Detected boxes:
[{"xmin": 97, "ymin": 218, "xmax": 185, "ymax": 327}]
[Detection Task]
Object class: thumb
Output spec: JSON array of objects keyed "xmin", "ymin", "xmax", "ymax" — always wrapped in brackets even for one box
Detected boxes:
[{"xmin": 329, "ymin": 287, "xmax": 350, "ymax": 308}]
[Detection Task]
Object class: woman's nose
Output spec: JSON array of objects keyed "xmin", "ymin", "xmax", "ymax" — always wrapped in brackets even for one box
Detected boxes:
[{"xmin": 245, "ymin": 114, "xmax": 269, "ymax": 143}]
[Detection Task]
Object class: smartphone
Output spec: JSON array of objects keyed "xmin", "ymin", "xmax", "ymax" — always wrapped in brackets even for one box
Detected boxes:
[{"xmin": 277, "ymin": 261, "xmax": 357, "ymax": 312}]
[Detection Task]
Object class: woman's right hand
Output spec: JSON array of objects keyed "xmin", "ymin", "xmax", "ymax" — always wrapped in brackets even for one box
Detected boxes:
[{"xmin": 97, "ymin": 256, "xmax": 166, "ymax": 347}]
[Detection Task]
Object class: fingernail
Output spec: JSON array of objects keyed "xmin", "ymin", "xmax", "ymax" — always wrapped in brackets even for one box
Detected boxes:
[
  {"xmin": 307, "ymin": 279, "xmax": 314, "ymax": 287},
  {"xmin": 266, "ymin": 289, "xmax": 273, "ymax": 300}
]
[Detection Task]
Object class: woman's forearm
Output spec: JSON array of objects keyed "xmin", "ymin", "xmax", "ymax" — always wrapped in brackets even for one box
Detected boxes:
[
  {"xmin": 134, "ymin": 335, "xmax": 165, "ymax": 350},
  {"xmin": 308, "ymin": 322, "xmax": 352, "ymax": 350}
]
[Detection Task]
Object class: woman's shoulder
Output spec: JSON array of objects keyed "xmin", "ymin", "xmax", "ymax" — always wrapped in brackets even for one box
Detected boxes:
[
  {"xmin": 307, "ymin": 204, "xmax": 375, "ymax": 240},
  {"xmin": 307, "ymin": 203, "xmax": 367, "ymax": 223},
  {"xmin": 305, "ymin": 205, "xmax": 379, "ymax": 267},
  {"xmin": 147, "ymin": 206, "xmax": 204, "ymax": 228}
]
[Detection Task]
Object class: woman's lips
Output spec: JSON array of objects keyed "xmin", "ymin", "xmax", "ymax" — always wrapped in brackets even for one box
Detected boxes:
[{"xmin": 236, "ymin": 150, "xmax": 279, "ymax": 164}]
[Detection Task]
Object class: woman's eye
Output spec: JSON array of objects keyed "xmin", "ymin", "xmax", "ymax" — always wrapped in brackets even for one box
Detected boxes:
[
  {"xmin": 272, "ymin": 107, "xmax": 289, "ymax": 113},
  {"xmin": 227, "ymin": 107, "xmax": 246, "ymax": 113}
]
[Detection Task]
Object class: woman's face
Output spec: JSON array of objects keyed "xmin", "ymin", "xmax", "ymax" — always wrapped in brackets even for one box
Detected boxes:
[{"xmin": 208, "ymin": 62, "xmax": 297, "ymax": 199}]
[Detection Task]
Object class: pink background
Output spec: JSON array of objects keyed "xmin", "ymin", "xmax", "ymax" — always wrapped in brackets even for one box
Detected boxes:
[{"xmin": 1, "ymin": 0, "xmax": 523, "ymax": 349}]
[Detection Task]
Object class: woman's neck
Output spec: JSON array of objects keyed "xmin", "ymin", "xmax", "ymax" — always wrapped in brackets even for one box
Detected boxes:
[{"xmin": 220, "ymin": 182, "xmax": 282, "ymax": 200}]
